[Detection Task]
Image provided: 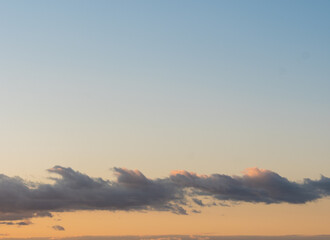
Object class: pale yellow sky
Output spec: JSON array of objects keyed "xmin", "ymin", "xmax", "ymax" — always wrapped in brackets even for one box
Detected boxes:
[{"xmin": 2, "ymin": 198, "xmax": 330, "ymax": 238}]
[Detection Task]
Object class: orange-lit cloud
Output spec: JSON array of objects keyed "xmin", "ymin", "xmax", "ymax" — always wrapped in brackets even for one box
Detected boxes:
[{"xmin": 242, "ymin": 167, "xmax": 270, "ymax": 177}]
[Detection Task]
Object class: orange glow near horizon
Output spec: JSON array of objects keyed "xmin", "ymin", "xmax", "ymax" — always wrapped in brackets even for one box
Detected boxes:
[{"xmin": 1, "ymin": 198, "xmax": 330, "ymax": 238}]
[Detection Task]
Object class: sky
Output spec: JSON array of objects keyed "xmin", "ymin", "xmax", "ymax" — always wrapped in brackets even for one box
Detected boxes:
[{"xmin": 0, "ymin": 0, "xmax": 330, "ymax": 238}]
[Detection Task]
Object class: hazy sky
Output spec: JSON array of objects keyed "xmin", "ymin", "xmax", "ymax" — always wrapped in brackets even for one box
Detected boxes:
[{"xmin": 0, "ymin": 0, "xmax": 330, "ymax": 238}]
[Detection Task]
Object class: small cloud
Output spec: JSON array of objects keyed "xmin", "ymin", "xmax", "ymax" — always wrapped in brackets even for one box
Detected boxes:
[
  {"xmin": 52, "ymin": 225, "xmax": 65, "ymax": 231},
  {"xmin": 192, "ymin": 198, "xmax": 204, "ymax": 206},
  {"xmin": 0, "ymin": 220, "xmax": 32, "ymax": 226},
  {"xmin": 17, "ymin": 220, "xmax": 32, "ymax": 225},
  {"xmin": 191, "ymin": 209, "xmax": 201, "ymax": 214}
]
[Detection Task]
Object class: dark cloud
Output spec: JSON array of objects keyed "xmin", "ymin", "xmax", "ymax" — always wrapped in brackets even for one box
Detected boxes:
[
  {"xmin": 170, "ymin": 168, "xmax": 330, "ymax": 204},
  {"xmin": 0, "ymin": 220, "xmax": 31, "ymax": 226},
  {"xmin": 192, "ymin": 198, "xmax": 204, "ymax": 206},
  {"xmin": 191, "ymin": 209, "xmax": 201, "ymax": 214},
  {"xmin": 0, "ymin": 166, "xmax": 329, "ymax": 222},
  {"xmin": 0, "ymin": 166, "xmax": 186, "ymax": 221},
  {"xmin": 52, "ymin": 225, "xmax": 65, "ymax": 231}
]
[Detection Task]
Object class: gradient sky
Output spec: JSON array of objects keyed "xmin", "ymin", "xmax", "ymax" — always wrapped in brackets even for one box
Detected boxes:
[{"xmin": 1, "ymin": 0, "xmax": 330, "ymax": 238}]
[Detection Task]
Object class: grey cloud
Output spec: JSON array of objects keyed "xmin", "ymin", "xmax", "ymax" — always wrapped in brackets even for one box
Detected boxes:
[
  {"xmin": 0, "ymin": 166, "xmax": 330, "ymax": 222},
  {"xmin": 0, "ymin": 220, "xmax": 31, "ymax": 226},
  {"xmin": 0, "ymin": 166, "xmax": 186, "ymax": 221},
  {"xmin": 170, "ymin": 168, "xmax": 330, "ymax": 204},
  {"xmin": 52, "ymin": 225, "xmax": 65, "ymax": 231},
  {"xmin": 191, "ymin": 209, "xmax": 201, "ymax": 214},
  {"xmin": 192, "ymin": 198, "xmax": 204, "ymax": 206},
  {"xmin": 16, "ymin": 220, "xmax": 31, "ymax": 226}
]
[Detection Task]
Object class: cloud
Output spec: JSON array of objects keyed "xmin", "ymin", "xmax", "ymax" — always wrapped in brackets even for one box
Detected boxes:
[
  {"xmin": 52, "ymin": 225, "xmax": 65, "ymax": 231},
  {"xmin": 0, "ymin": 166, "xmax": 186, "ymax": 222},
  {"xmin": 170, "ymin": 167, "xmax": 330, "ymax": 204},
  {"xmin": 192, "ymin": 198, "xmax": 204, "ymax": 206},
  {"xmin": 0, "ymin": 166, "xmax": 330, "ymax": 222},
  {"xmin": 0, "ymin": 220, "xmax": 32, "ymax": 226}
]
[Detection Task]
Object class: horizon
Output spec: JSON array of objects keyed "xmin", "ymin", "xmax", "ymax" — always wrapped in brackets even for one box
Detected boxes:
[{"xmin": 2, "ymin": 234, "xmax": 330, "ymax": 240}]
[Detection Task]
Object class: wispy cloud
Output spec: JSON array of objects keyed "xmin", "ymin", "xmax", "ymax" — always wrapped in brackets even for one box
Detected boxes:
[
  {"xmin": 0, "ymin": 166, "xmax": 329, "ymax": 222},
  {"xmin": 0, "ymin": 220, "xmax": 31, "ymax": 226},
  {"xmin": 52, "ymin": 225, "xmax": 65, "ymax": 231}
]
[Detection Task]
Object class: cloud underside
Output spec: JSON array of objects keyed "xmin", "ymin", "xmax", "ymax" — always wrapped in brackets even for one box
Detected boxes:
[{"xmin": 0, "ymin": 166, "xmax": 329, "ymax": 222}]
